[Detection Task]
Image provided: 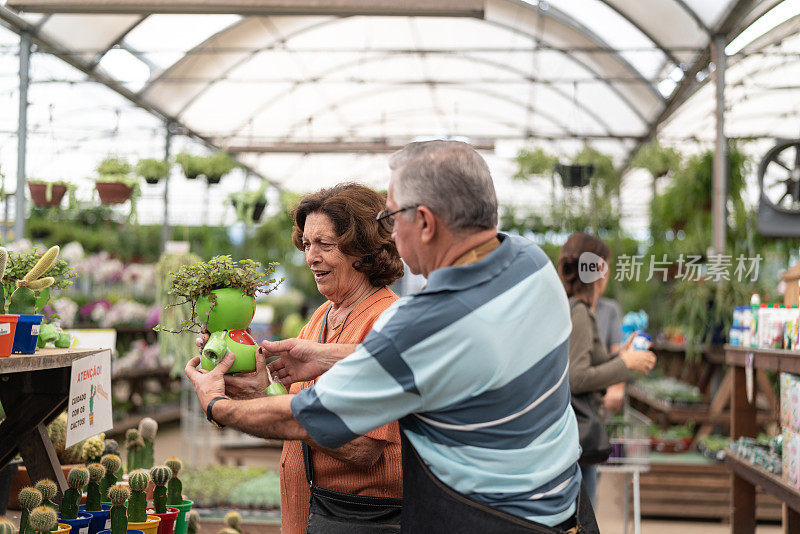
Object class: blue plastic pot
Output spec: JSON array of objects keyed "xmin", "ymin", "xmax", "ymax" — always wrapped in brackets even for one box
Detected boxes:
[
  {"xmin": 57, "ymin": 512, "xmax": 93, "ymax": 534},
  {"xmin": 97, "ymin": 531, "xmax": 144, "ymax": 534},
  {"xmin": 12, "ymin": 314, "xmax": 43, "ymax": 354},
  {"xmin": 80, "ymin": 504, "xmax": 111, "ymax": 534}
]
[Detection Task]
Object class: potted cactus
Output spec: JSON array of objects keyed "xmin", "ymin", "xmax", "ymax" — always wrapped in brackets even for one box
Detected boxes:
[
  {"xmin": 136, "ymin": 159, "xmax": 170, "ymax": 185},
  {"xmin": 125, "ymin": 430, "xmax": 144, "ymax": 473},
  {"xmin": 100, "ymin": 484, "xmax": 144, "ymax": 534},
  {"xmin": 8, "ymin": 246, "xmax": 61, "ymax": 354},
  {"xmin": 154, "ymin": 256, "xmax": 281, "ymax": 373},
  {"xmin": 81, "ymin": 434, "xmax": 105, "ymax": 465},
  {"xmin": 79, "ymin": 463, "xmax": 111, "ymax": 534},
  {"xmin": 223, "ymin": 512, "xmax": 241, "ymax": 534},
  {"xmin": 99, "ymin": 455, "xmax": 121, "ymax": 502},
  {"xmin": 18, "ymin": 486, "xmax": 43, "ymax": 534},
  {"xmin": 138, "ymin": 419, "xmax": 157, "ymax": 470},
  {"xmin": 60, "ymin": 467, "xmax": 88, "ymax": 519},
  {"xmin": 125, "ymin": 471, "xmax": 159, "ymax": 534},
  {"xmin": 29, "ymin": 506, "xmax": 69, "ymax": 534},
  {"xmin": 147, "ymin": 466, "xmax": 178, "ymax": 534},
  {"xmin": 34, "ymin": 480, "xmax": 57, "ymax": 511},
  {"xmin": 185, "ymin": 511, "xmax": 198, "ymax": 534},
  {"xmin": 163, "ymin": 459, "xmax": 192, "ymax": 534}
]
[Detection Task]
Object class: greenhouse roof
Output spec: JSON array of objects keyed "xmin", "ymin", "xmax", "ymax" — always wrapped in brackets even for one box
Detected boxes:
[{"xmin": 0, "ymin": 0, "xmax": 796, "ymax": 230}]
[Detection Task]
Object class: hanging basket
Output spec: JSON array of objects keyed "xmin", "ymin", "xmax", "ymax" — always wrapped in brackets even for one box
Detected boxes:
[
  {"xmin": 28, "ymin": 183, "xmax": 67, "ymax": 208},
  {"xmin": 555, "ymin": 164, "xmax": 594, "ymax": 188},
  {"xmin": 231, "ymin": 199, "xmax": 266, "ymax": 222},
  {"xmin": 95, "ymin": 182, "xmax": 133, "ymax": 204},
  {"xmin": 144, "ymin": 176, "xmax": 161, "ymax": 185},
  {"xmin": 205, "ymin": 175, "xmax": 223, "ymax": 185}
]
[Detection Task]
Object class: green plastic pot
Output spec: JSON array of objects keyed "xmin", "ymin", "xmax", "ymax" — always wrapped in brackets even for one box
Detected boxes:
[
  {"xmin": 170, "ymin": 499, "xmax": 193, "ymax": 534},
  {"xmin": 195, "ymin": 288, "xmax": 255, "ymax": 332}
]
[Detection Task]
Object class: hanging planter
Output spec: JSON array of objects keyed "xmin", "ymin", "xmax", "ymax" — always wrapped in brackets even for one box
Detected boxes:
[
  {"xmin": 228, "ymin": 185, "xmax": 268, "ymax": 224},
  {"xmin": 96, "ymin": 182, "xmax": 134, "ymax": 204},
  {"xmin": 136, "ymin": 158, "xmax": 171, "ymax": 185},
  {"xmin": 27, "ymin": 181, "xmax": 68, "ymax": 208},
  {"xmin": 95, "ymin": 156, "xmax": 140, "ymax": 212},
  {"xmin": 203, "ymin": 152, "xmax": 237, "ymax": 185},
  {"xmin": 555, "ymin": 163, "xmax": 594, "ymax": 188},
  {"xmin": 174, "ymin": 153, "xmax": 205, "ymax": 180}
]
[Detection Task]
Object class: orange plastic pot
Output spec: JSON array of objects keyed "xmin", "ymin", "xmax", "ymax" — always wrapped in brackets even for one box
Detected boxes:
[
  {"xmin": 53, "ymin": 523, "xmax": 72, "ymax": 534},
  {"xmin": 0, "ymin": 315, "xmax": 18, "ymax": 358}
]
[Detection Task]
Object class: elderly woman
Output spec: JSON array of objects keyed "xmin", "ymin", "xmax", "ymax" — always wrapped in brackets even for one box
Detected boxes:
[{"xmin": 211, "ymin": 182, "xmax": 405, "ymax": 534}]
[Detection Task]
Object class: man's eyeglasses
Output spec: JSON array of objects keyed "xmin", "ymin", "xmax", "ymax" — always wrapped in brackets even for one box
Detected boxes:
[{"xmin": 376, "ymin": 205, "xmax": 418, "ymax": 232}]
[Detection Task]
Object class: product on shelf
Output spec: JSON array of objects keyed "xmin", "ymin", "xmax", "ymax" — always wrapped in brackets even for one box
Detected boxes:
[{"xmin": 729, "ymin": 295, "xmax": 800, "ymax": 350}]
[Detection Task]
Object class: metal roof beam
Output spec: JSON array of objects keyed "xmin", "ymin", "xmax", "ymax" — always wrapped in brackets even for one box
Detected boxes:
[
  {"xmin": 0, "ymin": 4, "xmax": 277, "ymax": 188},
  {"xmin": 226, "ymin": 139, "xmax": 496, "ymax": 154},
  {"xmin": 6, "ymin": 0, "xmax": 484, "ymax": 17}
]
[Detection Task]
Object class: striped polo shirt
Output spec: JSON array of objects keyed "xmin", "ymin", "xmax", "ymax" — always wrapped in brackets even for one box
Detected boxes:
[{"xmin": 291, "ymin": 233, "xmax": 581, "ymax": 527}]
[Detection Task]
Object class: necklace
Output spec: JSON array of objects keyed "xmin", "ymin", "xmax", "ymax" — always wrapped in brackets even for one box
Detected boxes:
[{"xmin": 321, "ymin": 287, "xmax": 382, "ymax": 343}]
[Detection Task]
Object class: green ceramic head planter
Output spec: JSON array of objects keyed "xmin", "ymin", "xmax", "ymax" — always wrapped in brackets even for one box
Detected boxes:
[{"xmin": 155, "ymin": 256, "xmax": 282, "ymax": 374}]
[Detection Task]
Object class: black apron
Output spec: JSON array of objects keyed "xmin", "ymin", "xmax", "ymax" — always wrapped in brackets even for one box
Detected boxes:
[{"xmin": 400, "ymin": 432, "xmax": 600, "ymax": 533}]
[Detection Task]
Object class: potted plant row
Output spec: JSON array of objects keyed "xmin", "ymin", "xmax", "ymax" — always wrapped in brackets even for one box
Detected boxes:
[
  {"xmin": 175, "ymin": 152, "xmax": 237, "ymax": 184},
  {"xmin": 95, "ymin": 157, "xmax": 140, "ymax": 206},
  {"xmin": 135, "ymin": 159, "xmax": 171, "ymax": 185}
]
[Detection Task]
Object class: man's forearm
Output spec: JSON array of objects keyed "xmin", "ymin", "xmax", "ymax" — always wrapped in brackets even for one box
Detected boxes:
[
  {"xmin": 212, "ymin": 394, "xmax": 310, "ymax": 441},
  {"xmin": 320, "ymin": 343, "xmax": 358, "ymax": 371}
]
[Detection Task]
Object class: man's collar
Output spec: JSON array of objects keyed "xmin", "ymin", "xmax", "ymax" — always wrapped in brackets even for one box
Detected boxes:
[{"xmin": 420, "ymin": 233, "xmax": 516, "ymax": 294}]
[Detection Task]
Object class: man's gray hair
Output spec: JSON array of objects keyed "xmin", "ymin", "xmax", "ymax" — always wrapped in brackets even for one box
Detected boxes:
[{"xmin": 388, "ymin": 140, "xmax": 498, "ymax": 232}]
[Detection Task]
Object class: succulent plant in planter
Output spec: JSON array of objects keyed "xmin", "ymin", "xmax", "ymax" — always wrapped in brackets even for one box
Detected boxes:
[
  {"xmin": 223, "ymin": 512, "xmax": 241, "ymax": 533},
  {"xmin": 108, "ymin": 484, "xmax": 130, "ymax": 534},
  {"xmin": 125, "ymin": 429, "xmax": 144, "ymax": 472},
  {"xmin": 164, "ymin": 458, "xmax": 182, "ymax": 506},
  {"xmin": 202, "ymin": 153, "xmax": 237, "ymax": 185},
  {"xmin": 127, "ymin": 470, "xmax": 151, "ymax": 523},
  {"xmin": 19, "ymin": 486, "xmax": 43, "ymax": 534},
  {"xmin": 150, "ymin": 466, "xmax": 172, "ymax": 514},
  {"xmin": 61, "ymin": 466, "xmax": 89, "ymax": 520},
  {"xmin": 29, "ymin": 506, "xmax": 58, "ymax": 534},
  {"xmin": 155, "ymin": 256, "xmax": 281, "ymax": 374},
  {"xmin": 34, "ymin": 479, "xmax": 58, "ymax": 510},
  {"xmin": 2, "ymin": 247, "xmax": 74, "ymax": 315},
  {"xmin": 85, "ymin": 463, "xmax": 106, "ymax": 511},
  {"xmin": 100, "ymin": 454, "xmax": 122, "ymax": 500},
  {"xmin": 138, "ymin": 418, "xmax": 157, "ymax": 469},
  {"xmin": 81, "ymin": 433, "xmax": 105, "ymax": 465},
  {"xmin": 95, "ymin": 156, "xmax": 141, "ymax": 212},
  {"xmin": 136, "ymin": 158, "xmax": 171, "ymax": 185},
  {"xmin": 8, "ymin": 246, "xmax": 59, "ymax": 315}
]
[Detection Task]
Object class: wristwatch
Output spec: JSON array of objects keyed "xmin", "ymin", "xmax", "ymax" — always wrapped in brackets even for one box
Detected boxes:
[{"xmin": 206, "ymin": 396, "xmax": 229, "ymax": 429}]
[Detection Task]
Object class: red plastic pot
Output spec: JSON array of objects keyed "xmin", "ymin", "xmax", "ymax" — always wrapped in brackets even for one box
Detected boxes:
[
  {"xmin": 0, "ymin": 314, "xmax": 18, "ymax": 358},
  {"xmin": 28, "ymin": 183, "xmax": 67, "ymax": 207},
  {"xmin": 146, "ymin": 507, "xmax": 179, "ymax": 534},
  {"xmin": 95, "ymin": 182, "xmax": 133, "ymax": 204}
]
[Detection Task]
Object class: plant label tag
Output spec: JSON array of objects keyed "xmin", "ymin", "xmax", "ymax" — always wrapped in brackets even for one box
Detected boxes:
[
  {"xmin": 31, "ymin": 324, "xmax": 39, "ymax": 336},
  {"xmin": 79, "ymin": 527, "xmax": 88, "ymax": 534},
  {"xmin": 0, "ymin": 323, "xmax": 9, "ymax": 335},
  {"xmin": 66, "ymin": 349, "xmax": 113, "ymax": 448},
  {"xmin": 746, "ymin": 352, "xmax": 754, "ymax": 404},
  {"xmin": 105, "ymin": 519, "xmax": 111, "ymax": 529}
]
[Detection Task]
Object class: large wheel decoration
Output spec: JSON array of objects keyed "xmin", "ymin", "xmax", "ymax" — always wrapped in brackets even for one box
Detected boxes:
[{"xmin": 757, "ymin": 139, "xmax": 800, "ymax": 236}]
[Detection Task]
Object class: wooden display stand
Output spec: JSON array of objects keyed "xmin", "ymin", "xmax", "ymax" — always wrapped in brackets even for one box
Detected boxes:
[
  {"xmin": 0, "ymin": 348, "xmax": 105, "ymax": 504},
  {"xmin": 725, "ymin": 345, "xmax": 800, "ymax": 533}
]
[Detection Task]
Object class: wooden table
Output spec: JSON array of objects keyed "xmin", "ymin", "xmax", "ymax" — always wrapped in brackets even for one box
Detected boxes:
[
  {"xmin": 725, "ymin": 345, "xmax": 800, "ymax": 533},
  {"xmin": 0, "ymin": 348, "xmax": 105, "ymax": 503}
]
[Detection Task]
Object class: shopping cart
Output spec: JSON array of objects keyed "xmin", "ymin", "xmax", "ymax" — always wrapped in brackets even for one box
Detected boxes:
[{"xmin": 598, "ymin": 406, "xmax": 652, "ymax": 534}]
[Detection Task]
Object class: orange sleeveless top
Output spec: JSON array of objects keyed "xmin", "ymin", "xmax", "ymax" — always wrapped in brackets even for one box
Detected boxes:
[{"xmin": 279, "ymin": 287, "xmax": 403, "ymax": 534}]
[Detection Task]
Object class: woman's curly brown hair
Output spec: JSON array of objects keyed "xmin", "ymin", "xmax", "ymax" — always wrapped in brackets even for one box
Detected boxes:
[{"xmin": 292, "ymin": 183, "xmax": 404, "ymax": 288}]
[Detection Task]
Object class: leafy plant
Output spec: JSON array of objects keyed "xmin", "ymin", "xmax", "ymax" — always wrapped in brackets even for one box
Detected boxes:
[
  {"xmin": 514, "ymin": 148, "xmax": 558, "ymax": 180},
  {"xmin": 203, "ymin": 152, "xmax": 238, "ymax": 181},
  {"xmin": 155, "ymin": 255, "xmax": 281, "ymax": 333},
  {"xmin": 175, "ymin": 152, "xmax": 206, "ymax": 180},
  {"xmin": 228, "ymin": 184, "xmax": 268, "ymax": 224},
  {"xmin": 97, "ymin": 157, "xmax": 132, "ymax": 177},
  {"xmin": 632, "ymin": 140, "xmax": 682, "ymax": 178},
  {"xmin": 2, "ymin": 247, "xmax": 74, "ymax": 314},
  {"xmin": 135, "ymin": 159, "xmax": 170, "ymax": 182}
]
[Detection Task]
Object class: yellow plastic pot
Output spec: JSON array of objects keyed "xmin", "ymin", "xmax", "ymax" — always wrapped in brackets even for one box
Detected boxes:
[
  {"xmin": 52, "ymin": 524, "xmax": 71, "ymax": 534},
  {"xmin": 127, "ymin": 515, "xmax": 161, "ymax": 534}
]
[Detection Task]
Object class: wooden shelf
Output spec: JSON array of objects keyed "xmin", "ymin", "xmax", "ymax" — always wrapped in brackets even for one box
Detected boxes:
[
  {"xmin": 725, "ymin": 451, "xmax": 800, "ymax": 513},
  {"xmin": 0, "ymin": 348, "xmax": 106, "ymax": 374},
  {"xmin": 628, "ymin": 385, "xmax": 771, "ymax": 425},
  {"xmin": 112, "ymin": 365, "xmax": 172, "ymax": 380},
  {"xmin": 725, "ymin": 345, "xmax": 800, "ymax": 375}
]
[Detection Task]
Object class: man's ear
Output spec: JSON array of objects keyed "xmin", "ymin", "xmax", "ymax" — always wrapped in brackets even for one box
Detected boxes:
[{"xmin": 418, "ymin": 206, "xmax": 437, "ymax": 244}]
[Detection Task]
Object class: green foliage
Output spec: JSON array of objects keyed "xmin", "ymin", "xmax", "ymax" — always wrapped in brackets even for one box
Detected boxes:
[
  {"xmin": 175, "ymin": 153, "xmax": 206, "ymax": 180},
  {"xmin": 180, "ymin": 465, "xmax": 269, "ymax": 507},
  {"xmin": 204, "ymin": 152, "xmax": 238, "ymax": 181},
  {"xmin": 631, "ymin": 140, "xmax": 682, "ymax": 178},
  {"xmin": 514, "ymin": 148, "xmax": 558, "ymax": 180},
  {"xmin": 97, "ymin": 157, "xmax": 132, "ymax": 177},
  {"xmin": 228, "ymin": 184, "xmax": 267, "ymax": 225},
  {"xmin": 2, "ymin": 249, "xmax": 74, "ymax": 311},
  {"xmin": 136, "ymin": 159, "xmax": 170, "ymax": 182}
]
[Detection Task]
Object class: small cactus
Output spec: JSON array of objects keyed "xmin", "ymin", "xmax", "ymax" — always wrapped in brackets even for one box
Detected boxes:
[
  {"xmin": 0, "ymin": 247, "xmax": 7, "ymax": 313},
  {"xmin": 150, "ymin": 466, "xmax": 172, "ymax": 514},
  {"xmin": 85, "ymin": 463, "xmax": 106, "ymax": 511},
  {"xmin": 33, "ymin": 480, "xmax": 57, "ymax": 511},
  {"xmin": 28, "ymin": 507, "xmax": 57, "ymax": 534},
  {"xmin": 81, "ymin": 433, "xmax": 105, "ymax": 464},
  {"xmin": 0, "ymin": 516, "xmax": 15, "ymax": 534},
  {"xmin": 62, "ymin": 466, "xmax": 89, "ymax": 519},
  {"xmin": 103, "ymin": 439, "xmax": 119, "ymax": 456},
  {"xmin": 138, "ymin": 418, "xmax": 157, "ymax": 469},
  {"xmin": 10, "ymin": 246, "xmax": 59, "ymax": 315},
  {"xmin": 224, "ymin": 511, "xmax": 241, "ymax": 533},
  {"xmin": 127, "ymin": 469, "xmax": 151, "ymax": 523},
  {"xmin": 125, "ymin": 429, "xmax": 143, "ymax": 472},
  {"xmin": 18, "ymin": 486, "xmax": 43, "ymax": 534},
  {"xmin": 165, "ymin": 458, "xmax": 183, "ymax": 506},
  {"xmin": 100, "ymin": 454, "xmax": 122, "ymax": 502},
  {"xmin": 108, "ymin": 485, "xmax": 130, "ymax": 534},
  {"xmin": 187, "ymin": 509, "xmax": 199, "ymax": 534}
]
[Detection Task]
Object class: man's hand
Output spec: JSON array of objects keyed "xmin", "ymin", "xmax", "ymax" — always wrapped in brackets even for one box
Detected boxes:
[
  {"xmin": 185, "ymin": 353, "xmax": 236, "ymax": 411},
  {"xmin": 265, "ymin": 338, "xmax": 349, "ymax": 387},
  {"xmin": 224, "ymin": 348, "xmax": 270, "ymax": 400}
]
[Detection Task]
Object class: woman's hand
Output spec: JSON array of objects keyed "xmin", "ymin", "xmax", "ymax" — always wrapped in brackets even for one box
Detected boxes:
[{"xmin": 620, "ymin": 348, "xmax": 657, "ymax": 375}]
